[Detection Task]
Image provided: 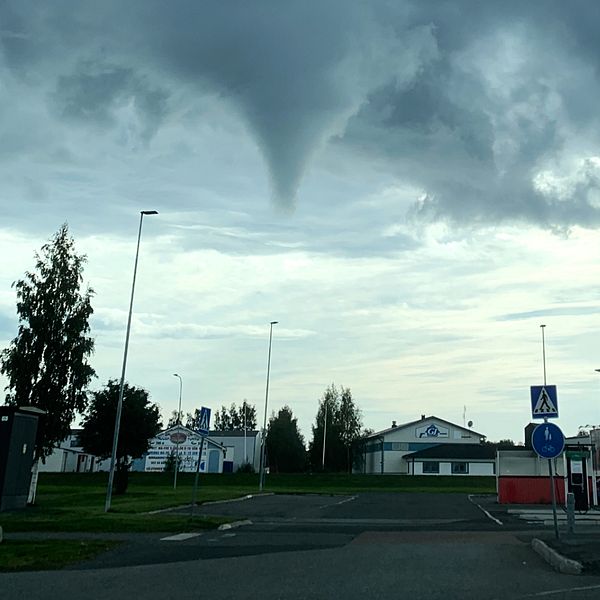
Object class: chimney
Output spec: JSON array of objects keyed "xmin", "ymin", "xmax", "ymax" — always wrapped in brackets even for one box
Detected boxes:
[
  {"xmin": 391, "ymin": 420, "xmax": 397, "ymax": 428},
  {"xmin": 421, "ymin": 414, "xmax": 426, "ymax": 420}
]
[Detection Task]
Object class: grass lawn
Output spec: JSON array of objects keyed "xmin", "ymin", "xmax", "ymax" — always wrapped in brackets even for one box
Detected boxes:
[
  {"xmin": 0, "ymin": 539, "xmax": 121, "ymax": 572},
  {"xmin": 0, "ymin": 471, "xmax": 495, "ymax": 534}
]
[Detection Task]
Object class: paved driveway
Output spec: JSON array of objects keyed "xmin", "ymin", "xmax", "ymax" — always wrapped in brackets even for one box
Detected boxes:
[{"xmin": 195, "ymin": 492, "xmax": 486, "ymax": 527}]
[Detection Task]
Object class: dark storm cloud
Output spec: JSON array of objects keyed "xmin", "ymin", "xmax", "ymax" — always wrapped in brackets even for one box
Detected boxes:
[
  {"xmin": 53, "ymin": 60, "xmax": 169, "ymax": 142},
  {"xmin": 2, "ymin": 1, "xmax": 600, "ymax": 232}
]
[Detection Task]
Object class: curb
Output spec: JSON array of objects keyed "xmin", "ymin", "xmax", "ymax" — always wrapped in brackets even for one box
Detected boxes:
[
  {"xmin": 202, "ymin": 493, "xmax": 274, "ymax": 506},
  {"xmin": 218, "ymin": 519, "xmax": 253, "ymax": 531},
  {"xmin": 531, "ymin": 538, "xmax": 583, "ymax": 575}
]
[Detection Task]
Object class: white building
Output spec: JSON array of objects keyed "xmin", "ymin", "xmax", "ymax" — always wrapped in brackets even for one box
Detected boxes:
[
  {"xmin": 142, "ymin": 425, "xmax": 226, "ymax": 473},
  {"xmin": 208, "ymin": 430, "xmax": 262, "ymax": 472},
  {"xmin": 38, "ymin": 430, "xmax": 97, "ymax": 473},
  {"xmin": 357, "ymin": 415, "xmax": 488, "ymax": 475}
]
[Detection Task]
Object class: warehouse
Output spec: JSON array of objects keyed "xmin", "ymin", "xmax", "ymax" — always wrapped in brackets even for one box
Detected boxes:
[
  {"xmin": 141, "ymin": 425, "xmax": 226, "ymax": 473},
  {"xmin": 356, "ymin": 415, "xmax": 487, "ymax": 474},
  {"xmin": 404, "ymin": 443, "xmax": 496, "ymax": 476}
]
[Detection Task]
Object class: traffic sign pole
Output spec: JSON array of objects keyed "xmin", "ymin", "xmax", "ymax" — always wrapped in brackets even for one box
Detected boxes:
[
  {"xmin": 190, "ymin": 435, "xmax": 205, "ymax": 518},
  {"xmin": 190, "ymin": 406, "xmax": 211, "ymax": 518},
  {"xmin": 531, "ymin": 421, "xmax": 565, "ymax": 540},
  {"xmin": 548, "ymin": 454, "xmax": 560, "ymax": 540}
]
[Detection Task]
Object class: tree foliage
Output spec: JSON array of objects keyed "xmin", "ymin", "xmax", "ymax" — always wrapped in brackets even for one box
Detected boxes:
[
  {"xmin": 309, "ymin": 384, "xmax": 363, "ymax": 472},
  {"xmin": 265, "ymin": 406, "xmax": 306, "ymax": 473},
  {"xmin": 214, "ymin": 401, "xmax": 257, "ymax": 431},
  {"xmin": 1, "ymin": 224, "xmax": 95, "ymax": 458},
  {"xmin": 79, "ymin": 379, "xmax": 162, "ymax": 469}
]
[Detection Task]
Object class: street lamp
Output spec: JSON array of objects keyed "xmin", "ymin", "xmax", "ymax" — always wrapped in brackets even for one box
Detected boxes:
[
  {"xmin": 173, "ymin": 373, "xmax": 183, "ymax": 490},
  {"xmin": 322, "ymin": 400, "xmax": 328, "ymax": 471},
  {"xmin": 259, "ymin": 321, "xmax": 277, "ymax": 491},
  {"xmin": 104, "ymin": 210, "xmax": 158, "ymax": 513}
]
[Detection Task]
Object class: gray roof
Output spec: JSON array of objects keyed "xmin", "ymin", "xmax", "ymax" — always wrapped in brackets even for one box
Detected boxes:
[
  {"xmin": 404, "ymin": 443, "xmax": 496, "ymax": 461},
  {"xmin": 362, "ymin": 415, "xmax": 486, "ymax": 441},
  {"xmin": 209, "ymin": 430, "xmax": 259, "ymax": 438}
]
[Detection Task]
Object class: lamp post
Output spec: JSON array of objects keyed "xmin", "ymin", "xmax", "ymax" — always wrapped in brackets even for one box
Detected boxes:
[
  {"xmin": 243, "ymin": 398, "xmax": 248, "ymax": 464},
  {"xmin": 322, "ymin": 400, "xmax": 328, "ymax": 470},
  {"xmin": 104, "ymin": 210, "xmax": 158, "ymax": 513},
  {"xmin": 173, "ymin": 373, "xmax": 183, "ymax": 490},
  {"xmin": 540, "ymin": 324, "xmax": 547, "ymax": 386},
  {"xmin": 259, "ymin": 321, "xmax": 277, "ymax": 491}
]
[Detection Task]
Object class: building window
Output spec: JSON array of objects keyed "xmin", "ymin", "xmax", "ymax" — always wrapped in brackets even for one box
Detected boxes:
[
  {"xmin": 390, "ymin": 442, "xmax": 408, "ymax": 451},
  {"xmin": 422, "ymin": 462, "xmax": 439, "ymax": 474},
  {"xmin": 451, "ymin": 462, "xmax": 469, "ymax": 474}
]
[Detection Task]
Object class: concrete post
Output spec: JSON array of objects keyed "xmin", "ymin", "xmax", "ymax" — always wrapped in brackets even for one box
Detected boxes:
[{"xmin": 566, "ymin": 492, "xmax": 575, "ymax": 535}]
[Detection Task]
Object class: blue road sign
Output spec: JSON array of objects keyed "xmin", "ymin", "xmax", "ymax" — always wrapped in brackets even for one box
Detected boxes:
[
  {"xmin": 531, "ymin": 422, "xmax": 565, "ymax": 459},
  {"xmin": 197, "ymin": 406, "xmax": 211, "ymax": 436},
  {"xmin": 530, "ymin": 385, "xmax": 558, "ymax": 419}
]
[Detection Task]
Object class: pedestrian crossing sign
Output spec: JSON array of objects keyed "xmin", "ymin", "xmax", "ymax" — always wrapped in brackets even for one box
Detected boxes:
[
  {"xmin": 530, "ymin": 385, "xmax": 558, "ymax": 419},
  {"xmin": 197, "ymin": 406, "xmax": 211, "ymax": 436}
]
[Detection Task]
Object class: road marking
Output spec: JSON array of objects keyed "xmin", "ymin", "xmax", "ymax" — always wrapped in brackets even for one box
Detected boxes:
[
  {"xmin": 319, "ymin": 495, "xmax": 356, "ymax": 509},
  {"xmin": 218, "ymin": 519, "xmax": 253, "ymax": 530},
  {"xmin": 517, "ymin": 583, "xmax": 600, "ymax": 598},
  {"xmin": 203, "ymin": 493, "xmax": 274, "ymax": 506},
  {"xmin": 221, "ymin": 533, "xmax": 236, "ymax": 538},
  {"xmin": 468, "ymin": 494, "xmax": 503, "ymax": 526},
  {"xmin": 160, "ymin": 533, "xmax": 202, "ymax": 541}
]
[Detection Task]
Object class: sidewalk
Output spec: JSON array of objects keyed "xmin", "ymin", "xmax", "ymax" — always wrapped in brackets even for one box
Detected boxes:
[{"xmin": 537, "ymin": 531, "xmax": 600, "ymax": 574}]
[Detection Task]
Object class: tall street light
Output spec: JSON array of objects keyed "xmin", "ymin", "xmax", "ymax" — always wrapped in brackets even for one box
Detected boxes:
[
  {"xmin": 104, "ymin": 210, "xmax": 158, "ymax": 513},
  {"xmin": 173, "ymin": 373, "xmax": 183, "ymax": 490},
  {"xmin": 322, "ymin": 399, "xmax": 328, "ymax": 471},
  {"xmin": 259, "ymin": 321, "xmax": 277, "ymax": 491}
]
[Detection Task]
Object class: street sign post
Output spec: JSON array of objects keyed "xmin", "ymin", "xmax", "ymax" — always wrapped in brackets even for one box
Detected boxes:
[
  {"xmin": 197, "ymin": 406, "xmax": 211, "ymax": 436},
  {"xmin": 531, "ymin": 422, "xmax": 565, "ymax": 541},
  {"xmin": 191, "ymin": 406, "xmax": 211, "ymax": 517},
  {"xmin": 530, "ymin": 385, "xmax": 558, "ymax": 419}
]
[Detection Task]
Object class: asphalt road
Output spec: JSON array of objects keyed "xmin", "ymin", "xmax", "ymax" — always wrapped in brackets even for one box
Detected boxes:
[
  {"xmin": 193, "ymin": 491, "xmax": 487, "ymax": 526},
  {"xmin": 4, "ymin": 493, "xmax": 600, "ymax": 599}
]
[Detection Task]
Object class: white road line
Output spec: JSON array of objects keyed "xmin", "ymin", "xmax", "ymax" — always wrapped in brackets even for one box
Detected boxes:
[
  {"xmin": 203, "ymin": 493, "xmax": 274, "ymax": 506},
  {"xmin": 319, "ymin": 495, "xmax": 357, "ymax": 509},
  {"xmin": 518, "ymin": 583, "xmax": 600, "ymax": 598},
  {"xmin": 160, "ymin": 532, "xmax": 202, "ymax": 541},
  {"xmin": 468, "ymin": 494, "xmax": 503, "ymax": 526}
]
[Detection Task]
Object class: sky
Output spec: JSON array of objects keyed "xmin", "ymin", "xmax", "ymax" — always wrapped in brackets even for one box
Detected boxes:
[{"xmin": 2, "ymin": 1, "xmax": 600, "ymax": 444}]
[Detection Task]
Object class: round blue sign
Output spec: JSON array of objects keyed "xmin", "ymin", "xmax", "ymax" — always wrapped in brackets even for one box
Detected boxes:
[{"xmin": 531, "ymin": 423, "xmax": 565, "ymax": 459}]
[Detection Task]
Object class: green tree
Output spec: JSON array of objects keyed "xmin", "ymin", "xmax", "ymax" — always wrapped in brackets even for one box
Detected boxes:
[
  {"xmin": 338, "ymin": 387, "xmax": 363, "ymax": 473},
  {"xmin": 79, "ymin": 380, "xmax": 162, "ymax": 494},
  {"xmin": 163, "ymin": 451, "xmax": 182, "ymax": 472},
  {"xmin": 214, "ymin": 405, "xmax": 233, "ymax": 430},
  {"xmin": 265, "ymin": 406, "xmax": 306, "ymax": 473},
  {"xmin": 214, "ymin": 401, "xmax": 257, "ymax": 431},
  {"xmin": 309, "ymin": 384, "xmax": 363, "ymax": 472},
  {"xmin": 237, "ymin": 400, "xmax": 257, "ymax": 430},
  {"xmin": 167, "ymin": 410, "xmax": 184, "ymax": 428},
  {"xmin": 1, "ymin": 224, "xmax": 95, "ymax": 459}
]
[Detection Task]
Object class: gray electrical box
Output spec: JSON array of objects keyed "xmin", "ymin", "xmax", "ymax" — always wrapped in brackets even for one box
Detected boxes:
[{"xmin": 0, "ymin": 406, "xmax": 45, "ymax": 511}]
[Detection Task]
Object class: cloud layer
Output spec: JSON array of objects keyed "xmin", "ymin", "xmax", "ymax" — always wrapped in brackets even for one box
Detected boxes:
[{"xmin": 3, "ymin": 1, "xmax": 600, "ymax": 227}]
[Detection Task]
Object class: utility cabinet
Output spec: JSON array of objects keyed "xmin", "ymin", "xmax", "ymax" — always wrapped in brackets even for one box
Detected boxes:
[{"xmin": 0, "ymin": 406, "xmax": 44, "ymax": 511}]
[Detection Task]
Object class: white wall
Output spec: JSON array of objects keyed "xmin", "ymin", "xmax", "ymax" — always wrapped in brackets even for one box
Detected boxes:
[
  {"xmin": 382, "ymin": 418, "xmax": 483, "ymax": 445},
  {"xmin": 38, "ymin": 450, "xmax": 67, "ymax": 472},
  {"xmin": 208, "ymin": 432, "xmax": 261, "ymax": 471},
  {"xmin": 413, "ymin": 460, "xmax": 494, "ymax": 476}
]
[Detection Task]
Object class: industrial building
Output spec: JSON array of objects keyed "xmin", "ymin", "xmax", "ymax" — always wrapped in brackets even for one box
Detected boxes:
[
  {"xmin": 141, "ymin": 425, "xmax": 226, "ymax": 473},
  {"xmin": 357, "ymin": 415, "xmax": 489, "ymax": 475}
]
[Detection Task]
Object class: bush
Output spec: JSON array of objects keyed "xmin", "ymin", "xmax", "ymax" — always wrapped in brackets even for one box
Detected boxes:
[{"xmin": 236, "ymin": 462, "xmax": 255, "ymax": 474}]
